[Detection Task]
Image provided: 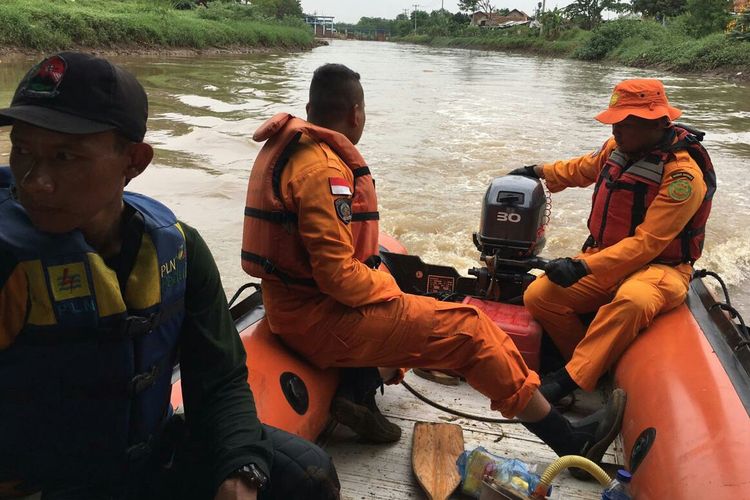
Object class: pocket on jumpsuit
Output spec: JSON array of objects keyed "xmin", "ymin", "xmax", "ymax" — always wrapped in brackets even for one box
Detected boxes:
[{"xmin": 330, "ymin": 295, "xmax": 437, "ymax": 366}]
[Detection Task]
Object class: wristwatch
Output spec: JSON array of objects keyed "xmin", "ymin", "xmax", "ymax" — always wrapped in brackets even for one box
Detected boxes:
[{"xmin": 230, "ymin": 463, "xmax": 268, "ymax": 490}]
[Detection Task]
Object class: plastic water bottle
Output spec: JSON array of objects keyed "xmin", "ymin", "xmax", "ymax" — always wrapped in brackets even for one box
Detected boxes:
[{"xmin": 601, "ymin": 469, "xmax": 632, "ymax": 500}]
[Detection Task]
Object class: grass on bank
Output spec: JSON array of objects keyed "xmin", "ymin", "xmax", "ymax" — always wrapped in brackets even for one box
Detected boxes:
[
  {"xmin": 0, "ymin": 0, "xmax": 314, "ymax": 51},
  {"xmin": 400, "ymin": 27, "xmax": 591, "ymax": 58},
  {"xmin": 397, "ymin": 18, "xmax": 750, "ymax": 73}
]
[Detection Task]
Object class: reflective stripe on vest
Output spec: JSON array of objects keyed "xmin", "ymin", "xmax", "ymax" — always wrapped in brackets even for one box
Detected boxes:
[
  {"xmin": 0, "ymin": 170, "xmax": 186, "ymax": 487},
  {"xmin": 242, "ymin": 113, "xmax": 380, "ymax": 285},
  {"xmin": 585, "ymin": 126, "xmax": 715, "ymax": 264}
]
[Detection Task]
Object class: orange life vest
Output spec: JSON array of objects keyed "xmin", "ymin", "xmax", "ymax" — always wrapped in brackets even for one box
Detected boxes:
[
  {"xmin": 586, "ymin": 125, "xmax": 715, "ymax": 264},
  {"xmin": 242, "ymin": 113, "xmax": 380, "ymax": 286}
]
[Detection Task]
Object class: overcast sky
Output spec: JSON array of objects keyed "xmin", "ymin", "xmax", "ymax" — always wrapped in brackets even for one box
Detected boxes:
[{"xmin": 301, "ymin": 0, "xmax": 575, "ymax": 23}]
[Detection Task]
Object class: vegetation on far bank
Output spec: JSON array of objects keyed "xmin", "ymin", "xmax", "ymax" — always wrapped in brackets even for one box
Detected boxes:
[
  {"xmin": 342, "ymin": 0, "xmax": 750, "ymax": 74},
  {"xmin": 398, "ymin": 19, "xmax": 750, "ymax": 73},
  {"xmin": 0, "ymin": 0, "xmax": 314, "ymax": 52}
]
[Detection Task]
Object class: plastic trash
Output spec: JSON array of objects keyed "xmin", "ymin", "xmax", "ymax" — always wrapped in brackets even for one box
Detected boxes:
[
  {"xmin": 601, "ymin": 469, "xmax": 632, "ymax": 500},
  {"xmin": 457, "ymin": 447, "xmax": 544, "ymax": 498}
]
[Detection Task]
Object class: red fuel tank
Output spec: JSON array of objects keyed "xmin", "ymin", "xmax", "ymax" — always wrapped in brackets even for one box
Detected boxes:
[{"xmin": 462, "ymin": 297, "xmax": 542, "ymax": 371}]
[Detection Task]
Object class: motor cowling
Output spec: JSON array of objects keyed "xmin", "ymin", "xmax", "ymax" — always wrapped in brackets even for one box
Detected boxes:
[{"xmin": 473, "ymin": 175, "xmax": 547, "ymax": 259}]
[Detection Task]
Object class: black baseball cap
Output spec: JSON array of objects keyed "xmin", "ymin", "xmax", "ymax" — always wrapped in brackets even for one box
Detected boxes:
[{"xmin": 0, "ymin": 52, "xmax": 148, "ymax": 142}]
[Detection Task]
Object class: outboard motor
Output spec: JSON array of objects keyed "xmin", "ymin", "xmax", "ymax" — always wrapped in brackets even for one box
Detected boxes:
[
  {"xmin": 474, "ymin": 175, "xmax": 547, "ymax": 260},
  {"xmin": 468, "ymin": 175, "xmax": 549, "ymax": 301},
  {"xmin": 379, "ymin": 175, "xmax": 549, "ymax": 302}
]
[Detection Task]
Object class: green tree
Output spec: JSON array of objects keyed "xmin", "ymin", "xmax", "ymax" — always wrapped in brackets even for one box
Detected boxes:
[
  {"xmin": 251, "ymin": 0, "xmax": 302, "ymax": 19},
  {"xmin": 540, "ymin": 7, "xmax": 567, "ymax": 39},
  {"xmin": 565, "ymin": 0, "xmax": 630, "ymax": 29},
  {"xmin": 728, "ymin": 7, "xmax": 750, "ymax": 40},
  {"xmin": 631, "ymin": 0, "xmax": 686, "ymax": 19},
  {"xmin": 452, "ymin": 11, "xmax": 471, "ymax": 24},
  {"xmin": 410, "ymin": 9, "xmax": 430, "ymax": 32},
  {"xmin": 684, "ymin": 0, "xmax": 731, "ymax": 36},
  {"xmin": 458, "ymin": 0, "xmax": 480, "ymax": 13}
]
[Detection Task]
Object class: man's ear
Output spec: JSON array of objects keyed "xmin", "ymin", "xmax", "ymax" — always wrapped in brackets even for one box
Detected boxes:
[
  {"xmin": 349, "ymin": 103, "xmax": 361, "ymax": 128},
  {"xmin": 124, "ymin": 142, "xmax": 154, "ymax": 184}
]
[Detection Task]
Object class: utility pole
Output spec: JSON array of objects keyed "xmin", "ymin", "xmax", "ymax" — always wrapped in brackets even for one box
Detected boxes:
[
  {"xmin": 538, "ymin": 0, "xmax": 546, "ymax": 38},
  {"xmin": 413, "ymin": 4, "xmax": 419, "ymax": 32}
]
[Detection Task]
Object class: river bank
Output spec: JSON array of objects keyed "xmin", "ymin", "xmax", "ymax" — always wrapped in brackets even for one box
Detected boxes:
[
  {"xmin": 0, "ymin": 42, "xmax": 327, "ymax": 60},
  {"xmin": 0, "ymin": 0, "xmax": 315, "ymax": 53},
  {"xmin": 395, "ymin": 19, "xmax": 750, "ymax": 81}
]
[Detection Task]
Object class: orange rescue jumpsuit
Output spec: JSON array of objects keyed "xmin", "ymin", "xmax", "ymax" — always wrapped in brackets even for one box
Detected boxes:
[
  {"xmin": 258, "ymin": 131, "xmax": 540, "ymax": 417},
  {"xmin": 524, "ymin": 136, "xmax": 706, "ymax": 391}
]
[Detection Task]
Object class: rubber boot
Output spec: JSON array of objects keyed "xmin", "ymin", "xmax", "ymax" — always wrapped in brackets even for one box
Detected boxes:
[
  {"xmin": 523, "ymin": 389, "xmax": 627, "ymax": 478},
  {"xmin": 539, "ymin": 367, "xmax": 579, "ymax": 404},
  {"xmin": 330, "ymin": 367, "xmax": 402, "ymax": 444}
]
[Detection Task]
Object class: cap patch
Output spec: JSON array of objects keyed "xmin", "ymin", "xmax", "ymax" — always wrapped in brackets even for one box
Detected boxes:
[
  {"xmin": 609, "ymin": 92, "xmax": 620, "ymax": 107},
  {"xmin": 23, "ymin": 55, "xmax": 67, "ymax": 98}
]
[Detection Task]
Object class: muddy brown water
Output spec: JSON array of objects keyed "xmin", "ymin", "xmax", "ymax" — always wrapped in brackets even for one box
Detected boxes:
[{"xmin": 1, "ymin": 40, "xmax": 749, "ymax": 315}]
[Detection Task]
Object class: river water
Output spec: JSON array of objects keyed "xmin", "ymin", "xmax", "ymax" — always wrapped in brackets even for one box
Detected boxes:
[{"xmin": 1, "ymin": 41, "xmax": 749, "ymax": 313}]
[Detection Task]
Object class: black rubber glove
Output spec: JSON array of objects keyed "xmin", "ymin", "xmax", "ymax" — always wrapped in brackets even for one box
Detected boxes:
[
  {"xmin": 544, "ymin": 258, "xmax": 589, "ymax": 287},
  {"xmin": 507, "ymin": 165, "xmax": 539, "ymax": 178}
]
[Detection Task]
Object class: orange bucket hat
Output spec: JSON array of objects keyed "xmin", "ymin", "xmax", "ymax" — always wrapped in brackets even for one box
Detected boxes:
[{"xmin": 595, "ymin": 79, "xmax": 681, "ymax": 124}]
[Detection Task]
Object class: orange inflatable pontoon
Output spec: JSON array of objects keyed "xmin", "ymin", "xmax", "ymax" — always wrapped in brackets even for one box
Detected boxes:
[{"xmin": 615, "ymin": 276, "xmax": 750, "ymax": 500}]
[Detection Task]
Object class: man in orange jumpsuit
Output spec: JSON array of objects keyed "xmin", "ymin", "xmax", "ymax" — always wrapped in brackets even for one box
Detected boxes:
[
  {"xmin": 513, "ymin": 79, "xmax": 713, "ymax": 403},
  {"xmin": 243, "ymin": 64, "xmax": 626, "ymax": 463}
]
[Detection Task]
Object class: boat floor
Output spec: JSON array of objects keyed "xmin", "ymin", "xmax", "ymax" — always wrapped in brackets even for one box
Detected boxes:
[{"xmin": 321, "ymin": 371, "xmax": 624, "ymax": 499}]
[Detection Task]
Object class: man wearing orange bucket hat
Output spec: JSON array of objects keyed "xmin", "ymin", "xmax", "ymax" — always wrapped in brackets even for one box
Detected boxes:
[{"xmin": 514, "ymin": 79, "xmax": 716, "ymax": 403}]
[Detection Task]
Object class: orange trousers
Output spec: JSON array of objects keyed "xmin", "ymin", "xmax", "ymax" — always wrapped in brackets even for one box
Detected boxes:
[
  {"xmin": 276, "ymin": 293, "xmax": 540, "ymax": 417},
  {"xmin": 523, "ymin": 262, "xmax": 691, "ymax": 391}
]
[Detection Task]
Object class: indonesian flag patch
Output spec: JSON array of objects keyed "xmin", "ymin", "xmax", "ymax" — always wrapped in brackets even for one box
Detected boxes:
[{"xmin": 329, "ymin": 177, "xmax": 352, "ymax": 196}]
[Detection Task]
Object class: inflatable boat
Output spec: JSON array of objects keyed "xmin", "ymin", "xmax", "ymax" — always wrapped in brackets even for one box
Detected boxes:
[{"xmin": 170, "ymin": 175, "xmax": 750, "ymax": 499}]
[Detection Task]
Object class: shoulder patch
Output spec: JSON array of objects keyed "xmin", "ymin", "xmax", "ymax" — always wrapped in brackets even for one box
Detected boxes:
[
  {"xmin": 670, "ymin": 171, "xmax": 695, "ymax": 181},
  {"xmin": 334, "ymin": 198, "xmax": 352, "ymax": 225},
  {"xmin": 329, "ymin": 177, "xmax": 352, "ymax": 196},
  {"xmin": 667, "ymin": 179, "xmax": 693, "ymax": 201}
]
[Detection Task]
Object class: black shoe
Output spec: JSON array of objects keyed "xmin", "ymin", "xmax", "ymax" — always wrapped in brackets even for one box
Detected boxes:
[
  {"xmin": 570, "ymin": 388, "xmax": 627, "ymax": 480},
  {"xmin": 522, "ymin": 388, "xmax": 627, "ymax": 479},
  {"xmin": 330, "ymin": 393, "xmax": 402, "ymax": 444},
  {"xmin": 539, "ymin": 367, "xmax": 579, "ymax": 404}
]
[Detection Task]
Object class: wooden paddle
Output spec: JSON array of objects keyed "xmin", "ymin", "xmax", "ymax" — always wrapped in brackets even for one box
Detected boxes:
[{"xmin": 412, "ymin": 422, "xmax": 465, "ymax": 500}]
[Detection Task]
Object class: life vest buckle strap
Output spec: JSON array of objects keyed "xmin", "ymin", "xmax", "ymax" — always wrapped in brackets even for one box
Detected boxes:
[
  {"xmin": 582, "ymin": 234, "xmax": 597, "ymax": 252},
  {"xmin": 351, "ymin": 211, "xmax": 380, "ymax": 222},
  {"xmin": 121, "ymin": 313, "xmax": 159, "ymax": 338},
  {"xmin": 352, "ymin": 166, "xmax": 371, "ymax": 178},
  {"xmin": 244, "ymin": 207, "xmax": 298, "ymax": 225},
  {"xmin": 261, "ymin": 258, "xmax": 276, "ymax": 274},
  {"xmin": 129, "ymin": 365, "xmax": 161, "ymax": 397},
  {"xmin": 364, "ymin": 255, "xmax": 382, "ymax": 269}
]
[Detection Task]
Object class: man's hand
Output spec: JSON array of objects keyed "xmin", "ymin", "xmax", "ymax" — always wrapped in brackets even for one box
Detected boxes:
[
  {"xmin": 214, "ymin": 478, "xmax": 258, "ymax": 500},
  {"xmin": 507, "ymin": 165, "xmax": 540, "ymax": 178},
  {"xmin": 544, "ymin": 258, "xmax": 590, "ymax": 287}
]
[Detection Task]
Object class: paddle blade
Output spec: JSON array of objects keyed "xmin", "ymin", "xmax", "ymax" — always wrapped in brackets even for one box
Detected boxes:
[{"xmin": 412, "ymin": 422, "xmax": 465, "ymax": 500}]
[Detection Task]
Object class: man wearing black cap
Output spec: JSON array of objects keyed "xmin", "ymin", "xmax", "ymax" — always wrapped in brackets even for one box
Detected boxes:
[{"xmin": 0, "ymin": 52, "xmax": 340, "ymax": 500}]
